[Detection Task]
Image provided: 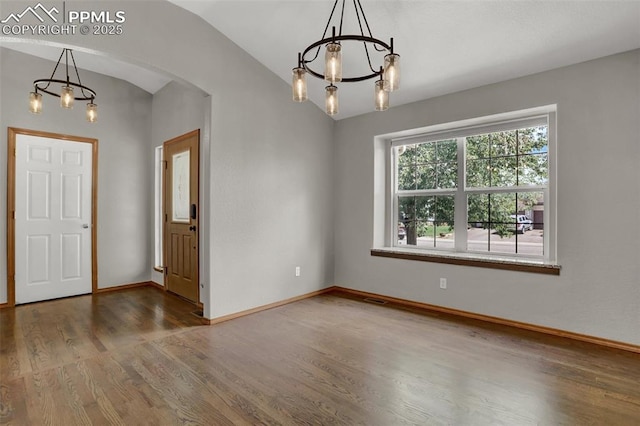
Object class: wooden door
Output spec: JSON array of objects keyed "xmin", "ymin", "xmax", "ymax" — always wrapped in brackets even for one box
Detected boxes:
[
  {"xmin": 11, "ymin": 129, "xmax": 96, "ymax": 305},
  {"xmin": 163, "ymin": 130, "xmax": 199, "ymax": 303}
]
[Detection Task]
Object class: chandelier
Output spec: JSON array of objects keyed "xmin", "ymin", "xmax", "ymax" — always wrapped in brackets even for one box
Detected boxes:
[
  {"xmin": 292, "ymin": 0, "xmax": 400, "ymax": 116},
  {"xmin": 29, "ymin": 48, "xmax": 98, "ymax": 123}
]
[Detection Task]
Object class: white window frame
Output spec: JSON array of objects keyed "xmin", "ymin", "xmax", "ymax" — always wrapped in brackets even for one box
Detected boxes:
[
  {"xmin": 387, "ymin": 106, "xmax": 557, "ymax": 263},
  {"xmin": 154, "ymin": 145, "xmax": 164, "ymax": 269}
]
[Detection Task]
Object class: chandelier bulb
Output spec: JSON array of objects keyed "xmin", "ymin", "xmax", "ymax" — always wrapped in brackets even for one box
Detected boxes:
[
  {"xmin": 324, "ymin": 30, "xmax": 342, "ymax": 83},
  {"xmin": 61, "ymin": 85, "xmax": 74, "ymax": 109},
  {"xmin": 292, "ymin": 53, "xmax": 308, "ymax": 102},
  {"xmin": 375, "ymin": 74, "xmax": 389, "ymax": 111},
  {"xmin": 383, "ymin": 52, "xmax": 401, "ymax": 92},
  {"xmin": 86, "ymin": 101, "xmax": 98, "ymax": 123},
  {"xmin": 29, "ymin": 91, "xmax": 43, "ymax": 114},
  {"xmin": 325, "ymin": 84, "xmax": 339, "ymax": 116}
]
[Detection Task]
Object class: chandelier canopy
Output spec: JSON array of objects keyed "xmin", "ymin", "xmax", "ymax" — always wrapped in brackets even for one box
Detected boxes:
[
  {"xmin": 292, "ymin": 0, "xmax": 400, "ymax": 115},
  {"xmin": 29, "ymin": 48, "xmax": 98, "ymax": 123}
]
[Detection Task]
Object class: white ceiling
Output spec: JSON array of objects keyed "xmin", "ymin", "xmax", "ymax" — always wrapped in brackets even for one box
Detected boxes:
[
  {"xmin": 167, "ymin": 0, "xmax": 640, "ymax": 119},
  {"xmin": 2, "ymin": 1, "xmax": 639, "ymax": 119}
]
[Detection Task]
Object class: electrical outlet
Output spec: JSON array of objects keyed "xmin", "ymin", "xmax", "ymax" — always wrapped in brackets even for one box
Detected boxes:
[
  {"xmin": 439, "ymin": 278, "xmax": 447, "ymax": 289},
  {"xmin": 295, "ymin": 266, "xmax": 301, "ymax": 277}
]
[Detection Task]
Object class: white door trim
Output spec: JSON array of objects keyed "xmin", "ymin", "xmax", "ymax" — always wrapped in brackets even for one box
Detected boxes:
[{"xmin": 6, "ymin": 127, "xmax": 98, "ymax": 307}]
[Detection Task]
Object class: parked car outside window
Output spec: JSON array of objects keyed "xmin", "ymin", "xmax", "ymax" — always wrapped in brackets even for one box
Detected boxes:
[
  {"xmin": 510, "ymin": 214, "xmax": 533, "ymax": 233},
  {"xmin": 398, "ymin": 222, "xmax": 406, "ymax": 240}
]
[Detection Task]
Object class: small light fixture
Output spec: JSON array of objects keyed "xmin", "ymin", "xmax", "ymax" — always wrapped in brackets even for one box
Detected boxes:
[
  {"xmin": 324, "ymin": 28, "xmax": 342, "ymax": 83},
  {"xmin": 325, "ymin": 84, "xmax": 338, "ymax": 116},
  {"xmin": 383, "ymin": 39, "xmax": 400, "ymax": 92},
  {"xmin": 374, "ymin": 68, "xmax": 388, "ymax": 111},
  {"xmin": 86, "ymin": 100, "xmax": 98, "ymax": 123},
  {"xmin": 29, "ymin": 91, "xmax": 42, "ymax": 114},
  {"xmin": 293, "ymin": 0, "xmax": 400, "ymax": 115},
  {"xmin": 292, "ymin": 53, "xmax": 308, "ymax": 102},
  {"xmin": 60, "ymin": 85, "xmax": 74, "ymax": 109},
  {"xmin": 29, "ymin": 48, "xmax": 97, "ymax": 122}
]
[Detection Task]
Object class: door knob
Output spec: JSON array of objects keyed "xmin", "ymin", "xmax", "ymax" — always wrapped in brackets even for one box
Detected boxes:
[
  {"xmin": 82, "ymin": 224, "xmax": 89, "ymax": 229},
  {"xmin": 189, "ymin": 225, "xmax": 196, "ymax": 231}
]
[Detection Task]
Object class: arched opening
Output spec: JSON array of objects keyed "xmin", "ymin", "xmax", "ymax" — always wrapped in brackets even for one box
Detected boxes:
[{"xmin": 0, "ymin": 39, "xmax": 212, "ymax": 315}]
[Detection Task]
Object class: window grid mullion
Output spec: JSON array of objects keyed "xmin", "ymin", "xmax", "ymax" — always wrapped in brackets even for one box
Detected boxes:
[
  {"xmin": 464, "ymin": 186, "xmax": 547, "ymax": 194},
  {"xmin": 397, "ymin": 189, "xmax": 457, "ymax": 197},
  {"xmin": 454, "ymin": 137, "xmax": 466, "ymax": 251},
  {"xmin": 516, "ymin": 129, "xmax": 520, "ymax": 187}
]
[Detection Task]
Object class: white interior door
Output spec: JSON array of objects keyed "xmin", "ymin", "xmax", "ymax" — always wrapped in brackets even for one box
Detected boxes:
[{"xmin": 15, "ymin": 134, "xmax": 93, "ymax": 304}]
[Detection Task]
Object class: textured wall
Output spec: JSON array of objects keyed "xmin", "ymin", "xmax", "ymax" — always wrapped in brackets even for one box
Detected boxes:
[{"xmin": 334, "ymin": 49, "xmax": 640, "ymax": 345}]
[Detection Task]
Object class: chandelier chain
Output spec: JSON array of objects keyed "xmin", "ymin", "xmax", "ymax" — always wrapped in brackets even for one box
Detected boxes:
[
  {"xmin": 70, "ymin": 50, "xmax": 92, "ymax": 99},
  {"xmin": 339, "ymin": 0, "xmax": 346, "ymax": 36},
  {"xmin": 39, "ymin": 49, "xmax": 65, "ymax": 92},
  {"xmin": 65, "ymin": 49, "xmax": 70, "ymax": 83},
  {"xmin": 353, "ymin": 0, "xmax": 377, "ymax": 73}
]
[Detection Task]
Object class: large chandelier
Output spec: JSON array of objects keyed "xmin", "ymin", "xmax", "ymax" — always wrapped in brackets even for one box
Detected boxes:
[
  {"xmin": 29, "ymin": 48, "xmax": 98, "ymax": 123},
  {"xmin": 292, "ymin": 0, "xmax": 400, "ymax": 116}
]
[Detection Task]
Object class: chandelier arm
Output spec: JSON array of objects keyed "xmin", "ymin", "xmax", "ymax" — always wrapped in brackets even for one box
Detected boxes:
[
  {"xmin": 38, "ymin": 49, "xmax": 65, "ymax": 92},
  {"xmin": 354, "ymin": 0, "xmax": 366, "ymax": 37},
  {"xmin": 355, "ymin": 0, "xmax": 373, "ymax": 38},
  {"xmin": 372, "ymin": 43, "xmax": 387, "ymax": 52},
  {"xmin": 33, "ymin": 79, "xmax": 96, "ymax": 101},
  {"xmin": 363, "ymin": 42, "xmax": 376, "ymax": 74},
  {"xmin": 338, "ymin": 0, "xmax": 346, "ymax": 37},
  {"xmin": 352, "ymin": 0, "xmax": 377, "ymax": 73},
  {"xmin": 355, "ymin": 0, "xmax": 387, "ymax": 52},
  {"xmin": 324, "ymin": 0, "xmax": 339, "ymax": 39},
  {"xmin": 301, "ymin": 34, "xmax": 387, "ymax": 82},
  {"xmin": 70, "ymin": 50, "xmax": 92, "ymax": 99},
  {"xmin": 65, "ymin": 49, "xmax": 70, "ymax": 83}
]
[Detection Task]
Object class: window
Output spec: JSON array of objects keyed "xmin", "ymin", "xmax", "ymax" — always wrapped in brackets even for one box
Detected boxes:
[
  {"xmin": 390, "ymin": 108, "xmax": 555, "ymax": 262},
  {"xmin": 154, "ymin": 146, "xmax": 164, "ymax": 269}
]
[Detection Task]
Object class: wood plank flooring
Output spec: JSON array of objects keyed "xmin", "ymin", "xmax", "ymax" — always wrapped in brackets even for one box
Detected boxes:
[{"xmin": 1, "ymin": 286, "xmax": 639, "ymax": 425}]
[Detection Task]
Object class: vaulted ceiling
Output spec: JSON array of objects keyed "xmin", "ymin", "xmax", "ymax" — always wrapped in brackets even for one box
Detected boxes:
[
  {"xmin": 3, "ymin": 1, "xmax": 640, "ymax": 119},
  {"xmin": 168, "ymin": 0, "xmax": 640, "ymax": 118}
]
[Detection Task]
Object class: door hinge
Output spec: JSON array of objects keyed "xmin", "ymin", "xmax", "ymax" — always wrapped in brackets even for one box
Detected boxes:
[
  {"xmin": 165, "ymin": 213, "xmax": 168, "ymax": 222},
  {"xmin": 164, "ymin": 266, "xmax": 168, "ymax": 275},
  {"xmin": 163, "ymin": 160, "xmax": 167, "ymax": 169}
]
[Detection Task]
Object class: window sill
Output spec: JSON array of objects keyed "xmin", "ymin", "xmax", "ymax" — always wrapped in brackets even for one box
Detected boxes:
[{"xmin": 370, "ymin": 248, "xmax": 560, "ymax": 275}]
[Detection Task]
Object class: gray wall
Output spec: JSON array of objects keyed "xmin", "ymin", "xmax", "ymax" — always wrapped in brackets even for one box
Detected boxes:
[
  {"xmin": 334, "ymin": 49, "xmax": 640, "ymax": 345},
  {"xmin": 0, "ymin": 47, "xmax": 153, "ymax": 303},
  {"xmin": 150, "ymin": 81, "xmax": 208, "ymax": 292},
  {"xmin": 1, "ymin": 0, "xmax": 335, "ymax": 318}
]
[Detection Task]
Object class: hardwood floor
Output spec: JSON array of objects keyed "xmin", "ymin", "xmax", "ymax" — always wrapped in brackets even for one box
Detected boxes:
[{"xmin": 1, "ymin": 287, "xmax": 639, "ymax": 425}]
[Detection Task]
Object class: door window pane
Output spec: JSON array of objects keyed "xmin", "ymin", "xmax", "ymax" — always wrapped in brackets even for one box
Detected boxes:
[{"xmin": 172, "ymin": 151, "xmax": 190, "ymax": 222}]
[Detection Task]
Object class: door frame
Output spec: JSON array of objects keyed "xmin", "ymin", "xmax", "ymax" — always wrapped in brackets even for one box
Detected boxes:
[
  {"xmin": 6, "ymin": 127, "xmax": 98, "ymax": 307},
  {"xmin": 162, "ymin": 129, "xmax": 200, "ymax": 305}
]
